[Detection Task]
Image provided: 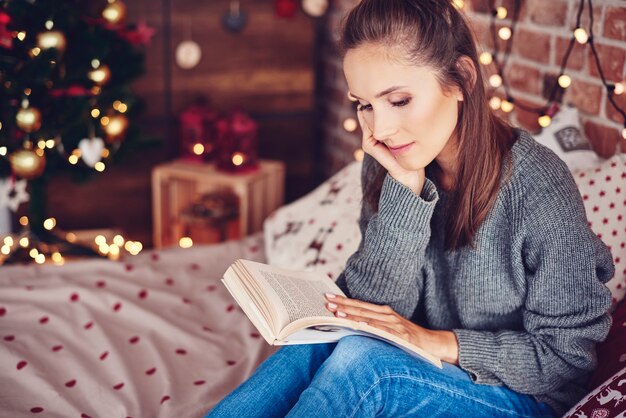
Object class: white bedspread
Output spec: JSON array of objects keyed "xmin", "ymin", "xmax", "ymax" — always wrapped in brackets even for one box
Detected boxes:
[{"xmin": 0, "ymin": 233, "xmax": 276, "ymax": 418}]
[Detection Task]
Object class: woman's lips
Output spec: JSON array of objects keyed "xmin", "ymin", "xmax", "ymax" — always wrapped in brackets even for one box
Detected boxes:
[{"xmin": 386, "ymin": 142, "xmax": 414, "ymax": 156}]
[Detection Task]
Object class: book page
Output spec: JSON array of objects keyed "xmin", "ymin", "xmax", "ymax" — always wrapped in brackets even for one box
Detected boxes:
[{"xmin": 239, "ymin": 260, "xmax": 344, "ymax": 329}]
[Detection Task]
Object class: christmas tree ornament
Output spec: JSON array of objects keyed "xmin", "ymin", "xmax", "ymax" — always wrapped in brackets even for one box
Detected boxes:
[
  {"xmin": 36, "ymin": 30, "xmax": 67, "ymax": 52},
  {"xmin": 118, "ymin": 22, "xmax": 156, "ymax": 47},
  {"xmin": 103, "ymin": 114, "xmax": 129, "ymax": 141},
  {"xmin": 0, "ymin": 178, "xmax": 29, "ymax": 212},
  {"xmin": 0, "ymin": 10, "xmax": 12, "ymax": 49},
  {"xmin": 215, "ymin": 110, "xmax": 259, "ymax": 173},
  {"xmin": 175, "ymin": 40, "xmax": 202, "ymax": 69},
  {"xmin": 16, "ymin": 105, "xmax": 42, "ymax": 133},
  {"xmin": 178, "ymin": 102, "xmax": 219, "ymax": 161},
  {"xmin": 78, "ymin": 136, "xmax": 104, "ymax": 167},
  {"xmin": 275, "ymin": 0, "xmax": 297, "ymax": 18},
  {"xmin": 302, "ymin": 0, "xmax": 328, "ymax": 17},
  {"xmin": 102, "ymin": 0, "xmax": 127, "ymax": 25},
  {"xmin": 9, "ymin": 149, "xmax": 46, "ymax": 179},
  {"xmin": 222, "ymin": 0, "xmax": 248, "ymax": 33},
  {"xmin": 88, "ymin": 65, "xmax": 112, "ymax": 85}
]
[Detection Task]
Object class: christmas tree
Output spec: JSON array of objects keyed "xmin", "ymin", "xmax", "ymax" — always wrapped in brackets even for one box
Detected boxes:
[{"xmin": 0, "ymin": 0, "xmax": 154, "ymax": 261}]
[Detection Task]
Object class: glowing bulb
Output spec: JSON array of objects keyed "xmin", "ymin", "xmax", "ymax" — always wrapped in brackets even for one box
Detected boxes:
[
  {"xmin": 17, "ymin": 31, "xmax": 26, "ymax": 41},
  {"xmin": 4, "ymin": 236, "xmax": 13, "ymax": 246},
  {"xmin": 94, "ymin": 235, "xmax": 107, "ymax": 246},
  {"xmin": 354, "ymin": 149, "xmax": 365, "ymax": 161},
  {"xmin": 52, "ymin": 252, "xmax": 64, "ymax": 265},
  {"xmin": 91, "ymin": 59, "xmax": 101, "ymax": 69},
  {"xmin": 614, "ymin": 82, "xmax": 624, "ymax": 96},
  {"xmin": 500, "ymin": 100, "xmax": 514, "ymax": 113},
  {"xmin": 489, "ymin": 96, "xmax": 502, "ymax": 110},
  {"xmin": 574, "ymin": 27, "xmax": 589, "ymax": 44},
  {"xmin": 66, "ymin": 232, "xmax": 77, "ymax": 243},
  {"xmin": 232, "ymin": 153, "xmax": 245, "ymax": 166},
  {"xmin": 45, "ymin": 20, "xmax": 54, "ymax": 30},
  {"xmin": 91, "ymin": 108, "xmax": 101, "ymax": 118},
  {"xmin": 35, "ymin": 148, "xmax": 44, "ymax": 157},
  {"xmin": 68, "ymin": 155, "xmax": 79, "ymax": 165},
  {"xmin": 498, "ymin": 27, "xmax": 512, "ymax": 40},
  {"xmin": 622, "ymin": 127, "xmax": 626, "ymax": 140},
  {"xmin": 100, "ymin": 116, "xmax": 110, "ymax": 126},
  {"xmin": 113, "ymin": 235, "xmax": 125, "ymax": 246},
  {"xmin": 179, "ymin": 237, "xmax": 193, "ymax": 248},
  {"xmin": 343, "ymin": 118, "xmax": 358, "ymax": 132},
  {"xmin": 99, "ymin": 243, "xmax": 110, "ymax": 254},
  {"xmin": 558, "ymin": 75, "xmax": 572, "ymax": 89},
  {"xmin": 538, "ymin": 115, "xmax": 552, "ymax": 128},
  {"xmin": 95, "ymin": 162, "xmax": 105, "ymax": 172},
  {"xmin": 46, "ymin": 139, "xmax": 55, "ymax": 148},
  {"xmin": 37, "ymin": 140, "xmax": 46, "ymax": 149},
  {"xmin": 31, "ymin": 47, "xmax": 41, "ymax": 56},
  {"xmin": 43, "ymin": 217, "xmax": 56, "ymax": 230},
  {"xmin": 1, "ymin": 245, "xmax": 10, "ymax": 255},
  {"xmin": 452, "ymin": 0, "xmax": 464, "ymax": 9},
  {"xmin": 19, "ymin": 216, "xmax": 29, "ymax": 226},
  {"xmin": 35, "ymin": 254, "xmax": 45, "ymax": 264},
  {"xmin": 101, "ymin": 149, "xmax": 110, "ymax": 158},
  {"xmin": 193, "ymin": 143, "xmax": 205, "ymax": 155},
  {"xmin": 29, "ymin": 248, "xmax": 39, "ymax": 258},
  {"xmin": 496, "ymin": 6, "xmax": 508, "ymax": 19},
  {"xmin": 489, "ymin": 74, "xmax": 503, "ymax": 88},
  {"xmin": 479, "ymin": 52, "xmax": 493, "ymax": 65},
  {"xmin": 109, "ymin": 244, "xmax": 120, "ymax": 256},
  {"xmin": 20, "ymin": 237, "xmax": 29, "ymax": 247}
]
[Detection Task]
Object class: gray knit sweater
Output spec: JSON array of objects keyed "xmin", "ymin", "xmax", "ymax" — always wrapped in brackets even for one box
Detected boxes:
[{"xmin": 335, "ymin": 130, "xmax": 614, "ymax": 416}]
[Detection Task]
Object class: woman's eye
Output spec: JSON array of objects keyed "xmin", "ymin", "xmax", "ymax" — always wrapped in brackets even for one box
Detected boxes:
[
  {"xmin": 356, "ymin": 103, "xmax": 372, "ymax": 112},
  {"xmin": 392, "ymin": 98, "xmax": 411, "ymax": 107}
]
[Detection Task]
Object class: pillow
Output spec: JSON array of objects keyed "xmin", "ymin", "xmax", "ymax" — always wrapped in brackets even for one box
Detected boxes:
[
  {"xmin": 573, "ymin": 155, "xmax": 626, "ymax": 305},
  {"xmin": 563, "ymin": 365, "xmax": 626, "ymax": 418},
  {"xmin": 263, "ymin": 161, "xmax": 362, "ymax": 280},
  {"xmin": 533, "ymin": 106, "xmax": 605, "ymax": 172},
  {"xmin": 588, "ymin": 299, "xmax": 626, "ymax": 390}
]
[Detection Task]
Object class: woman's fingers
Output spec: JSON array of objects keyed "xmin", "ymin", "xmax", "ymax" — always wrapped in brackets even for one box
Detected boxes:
[{"xmin": 325, "ymin": 294, "xmax": 392, "ymax": 314}]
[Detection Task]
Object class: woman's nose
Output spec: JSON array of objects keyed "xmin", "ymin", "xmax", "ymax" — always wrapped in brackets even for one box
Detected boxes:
[{"xmin": 370, "ymin": 112, "xmax": 398, "ymax": 141}]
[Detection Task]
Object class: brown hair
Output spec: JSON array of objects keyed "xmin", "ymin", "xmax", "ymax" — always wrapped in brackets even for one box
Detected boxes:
[{"xmin": 340, "ymin": 0, "xmax": 516, "ymax": 250}]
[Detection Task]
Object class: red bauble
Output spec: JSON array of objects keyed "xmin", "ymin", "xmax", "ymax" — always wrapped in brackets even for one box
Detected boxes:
[{"xmin": 275, "ymin": 0, "xmax": 297, "ymax": 18}]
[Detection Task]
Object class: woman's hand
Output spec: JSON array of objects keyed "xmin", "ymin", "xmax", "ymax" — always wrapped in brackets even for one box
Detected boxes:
[
  {"xmin": 325, "ymin": 293, "xmax": 459, "ymax": 364},
  {"xmin": 357, "ymin": 110, "xmax": 426, "ymax": 195}
]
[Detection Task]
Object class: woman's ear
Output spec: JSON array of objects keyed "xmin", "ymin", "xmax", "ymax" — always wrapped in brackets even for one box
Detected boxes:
[{"xmin": 455, "ymin": 56, "xmax": 477, "ymax": 101}]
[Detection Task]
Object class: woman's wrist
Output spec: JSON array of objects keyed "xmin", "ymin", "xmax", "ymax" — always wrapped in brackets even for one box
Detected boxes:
[{"xmin": 414, "ymin": 328, "xmax": 459, "ymax": 365}]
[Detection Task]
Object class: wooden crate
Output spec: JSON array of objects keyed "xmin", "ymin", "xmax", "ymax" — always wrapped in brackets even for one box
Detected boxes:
[{"xmin": 151, "ymin": 159, "xmax": 285, "ymax": 248}]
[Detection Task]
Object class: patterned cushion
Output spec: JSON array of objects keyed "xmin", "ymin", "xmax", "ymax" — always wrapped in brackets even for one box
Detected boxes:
[
  {"xmin": 533, "ymin": 106, "xmax": 604, "ymax": 172},
  {"xmin": 573, "ymin": 155, "xmax": 626, "ymax": 305},
  {"xmin": 263, "ymin": 161, "xmax": 362, "ymax": 280},
  {"xmin": 589, "ymin": 299, "xmax": 626, "ymax": 390}
]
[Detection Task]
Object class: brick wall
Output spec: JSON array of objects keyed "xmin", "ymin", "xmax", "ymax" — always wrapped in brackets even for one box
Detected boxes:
[{"xmin": 319, "ymin": 0, "xmax": 626, "ymax": 175}]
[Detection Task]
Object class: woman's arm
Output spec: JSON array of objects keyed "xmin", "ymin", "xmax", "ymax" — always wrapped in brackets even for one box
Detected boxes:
[{"xmin": 334, "ymin": 153, "xmax": 439, "ymax": 319}]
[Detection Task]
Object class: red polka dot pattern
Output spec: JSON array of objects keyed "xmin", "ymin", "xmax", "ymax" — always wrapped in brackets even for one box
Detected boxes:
[{"xmin": 574, "ymin": 155, "xmax": 626, "ymax": 304}]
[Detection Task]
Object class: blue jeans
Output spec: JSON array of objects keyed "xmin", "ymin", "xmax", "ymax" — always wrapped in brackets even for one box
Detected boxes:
[{"xmin": 206, "ymin": 336, "xmax": 555, "ymax": 417}]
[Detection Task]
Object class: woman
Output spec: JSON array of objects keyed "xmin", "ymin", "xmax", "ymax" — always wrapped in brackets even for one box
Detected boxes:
[{"xmin": 207, "ymin": 0, "xmax": 614, "ymax": 416}]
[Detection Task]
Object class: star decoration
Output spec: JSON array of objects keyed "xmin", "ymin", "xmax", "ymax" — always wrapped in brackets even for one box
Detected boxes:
[{"xmin": 0, "ymin": 179, "xmax": 29, "ymax": 212}]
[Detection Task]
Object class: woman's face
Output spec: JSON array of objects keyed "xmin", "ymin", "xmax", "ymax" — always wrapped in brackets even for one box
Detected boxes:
[{"xmin": 343, "ymin": 43, "xmax": 462, "ymax": 172}]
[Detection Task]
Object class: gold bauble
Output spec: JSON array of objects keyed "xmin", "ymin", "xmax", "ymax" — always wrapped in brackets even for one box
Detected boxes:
[
  {"xmin": 36, "ymin": 30, "xmax": 67, "ymax": 52},
  {"xmin": 9, "ymin": 149, "xmax": 46, "ymax": 179},
  {"xmin": 103, "ymin": 114, "xmax": 129, "ymax": 141},
  {"xmin": 88, "ymin": 65, "xmax": 111, "ymax": 85},
  {"xmin": 16, "ymin": 107, "xmax": 42, "ymax": 133},
  {"xmin": 102, "ymin": 1, "xmax": 127, "ymax": 24}
]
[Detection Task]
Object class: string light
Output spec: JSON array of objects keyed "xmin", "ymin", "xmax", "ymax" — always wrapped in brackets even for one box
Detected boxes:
[
  {"xmin": 558, "ymin": 75, "xmax": 572, "ymax": 89},
  {"xmin": 353, "ymin": 148, "xmax": 365, "ymax": 161},
  {"xmin": 479, "ymin": 51, "xmax": 493, "ymax": 65},
  {"xmin": 343, "ymin": 118, "xmax": 358, "ymax": 132},
  {"xmin": 179, "ymin": 237, "xmax": 193, "ymax": 248},
  {"xmin": 17, "ymin": 31, "xmax": 26, "ymax": 41},
  {"xmin": 43, "ymin": 217, "xmax": 56, "ymax": 230},
  {"xmin": 489, "ymin": 96, "xmax": 502, "ymax": 110},
  {"xmin": 94, "ymin": 162, "xmax": 105, "ymax": 172},
  {"xmin": 193, "ymin": 143, "xmax": 204, "ymax": 155},
  {"xmin": 498, "ymin": 27, "xmax": 512, "ymax": 40},
  {"xmin": 495, "ymin": 6, "xmax": 507, "ymax": 19},
  {"xmin": 574, "ymin": 27, "xmax": 589, "ymax": 44},
  {"xmin": 484, "ymin": 0, "xmax": 626, "ymax": 142},
  {"xmin": 19, "ymin": 216, "xmax": 29, "ymax": 226}
]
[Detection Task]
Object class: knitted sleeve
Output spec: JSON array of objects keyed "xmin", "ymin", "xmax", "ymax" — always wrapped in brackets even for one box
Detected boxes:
[
  {"xmin": 452, "ymin": 153, "xmax": 614, "ymax": 394},
  {"xmin": 335, "ymin": 154, "xmax": 439, "ymax": 318}
]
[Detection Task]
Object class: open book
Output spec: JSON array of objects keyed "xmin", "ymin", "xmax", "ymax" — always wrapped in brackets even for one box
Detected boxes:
[{"xmin": 221, "ymin": 259, "xmax": 442, "ymax": 368}]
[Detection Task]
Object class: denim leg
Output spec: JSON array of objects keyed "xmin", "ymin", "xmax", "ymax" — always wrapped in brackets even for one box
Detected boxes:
[
  {"xmin": 287, "ymin": 336, "xmax": 556, "ymax": 418},
  {"xmin": 206, "ymin": 342, "xmax": 336, "ymax": 418}
]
